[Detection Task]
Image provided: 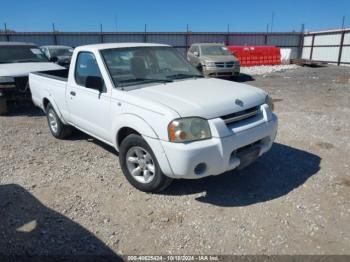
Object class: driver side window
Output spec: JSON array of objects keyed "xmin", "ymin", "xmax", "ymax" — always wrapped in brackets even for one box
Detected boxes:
[{"xmin": 75, "ymin": 52, "xmax": 103, "ymax": 88}]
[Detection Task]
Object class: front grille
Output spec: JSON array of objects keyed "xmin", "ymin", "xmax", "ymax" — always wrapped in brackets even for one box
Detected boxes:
[
  {"xmin": 215, "ymin": 61, "xmax": 235, "ymax": 68},
  {"xmin": 14, "ymin": 76, "xmax": 29, "ymax": 92},
  {"xmin": 221, "ymin": 106, "xmax": 260, "ymax": 125}
]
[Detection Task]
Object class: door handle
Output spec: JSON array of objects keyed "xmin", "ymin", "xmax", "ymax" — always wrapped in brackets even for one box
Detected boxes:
[{"xmin": 70, "ymin": 91, "xmax": 76, "ymax": 96}]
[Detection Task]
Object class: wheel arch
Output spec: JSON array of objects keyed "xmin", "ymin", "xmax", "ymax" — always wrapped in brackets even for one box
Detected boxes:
[
  {"xmin": 42, "ymin": 96, "xmax": 67, "ymax": 124},
  {"xmin": 113, "ymin": 114, "xmax": 159, "ymax": 151},
  {"xmin": 43, "ymin": 97, "xmax": 50, "ymax": 111}
]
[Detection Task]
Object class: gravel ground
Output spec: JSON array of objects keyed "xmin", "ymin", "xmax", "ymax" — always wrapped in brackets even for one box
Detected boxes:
[
  {"xmin": 0, "ymin": 65, "xmax": 349, "ymax": 257},
  {"xmin": 240, "ymin": 64, "xmax": 300, "ymax": 75}
]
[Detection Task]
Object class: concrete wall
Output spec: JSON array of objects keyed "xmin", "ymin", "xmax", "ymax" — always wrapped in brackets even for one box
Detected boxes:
[{"xmin": 302, "ymin": 29, "xmax": 350, "ymax": 65}]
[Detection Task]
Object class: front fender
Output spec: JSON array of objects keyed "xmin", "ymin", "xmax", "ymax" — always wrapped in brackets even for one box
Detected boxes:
[
  {"xmin": 112, "ymin": 114, "xmax": 175, "ymax": 177},
  {"xmin": 112, "ymin": 113, "xmax": 159, "ymax": 150}
]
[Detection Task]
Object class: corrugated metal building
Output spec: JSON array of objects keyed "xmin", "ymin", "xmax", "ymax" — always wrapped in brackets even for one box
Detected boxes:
[{"xmin": 0, "ymin": 31, "xmax": 302, "ymax": 58}]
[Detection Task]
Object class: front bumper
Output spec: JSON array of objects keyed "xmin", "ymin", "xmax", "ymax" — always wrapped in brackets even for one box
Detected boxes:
[
  {"xmin": 203, "ymin": 65, "xmax": 240, "ymax": 77},
  {"xmin": 0, "ymin": 76, "xmax": 30, "ymax": 101},
  {"xmin": 146, "ymin": 107, "xmax": 277, "ymax": 179}
]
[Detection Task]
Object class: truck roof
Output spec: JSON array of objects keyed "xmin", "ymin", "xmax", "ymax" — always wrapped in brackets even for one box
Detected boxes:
[
  {"xmin": 0, "ymin": 41, "xmax": 36, "ymax": 46},
  {"xmin": 75, "ymin": 42, "xmax": 170, "ymax": 51}
]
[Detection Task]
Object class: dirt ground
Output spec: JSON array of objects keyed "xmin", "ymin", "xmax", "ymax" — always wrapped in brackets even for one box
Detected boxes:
[{"xmin": 0, "ymin": 65, "xmax": 349, "ymax": 257}]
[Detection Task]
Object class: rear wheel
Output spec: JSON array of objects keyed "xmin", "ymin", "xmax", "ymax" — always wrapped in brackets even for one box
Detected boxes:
[
  {"xmin": 46, "ymin": 103, "xmax": 72, "ymax": 139},
  {"xmin": 0, "ymin": 98, "xmax": 8, "ymax": 115},
  {"xmin": 119, "ymin": 134, "xmax": 173, "ymax": 192}
]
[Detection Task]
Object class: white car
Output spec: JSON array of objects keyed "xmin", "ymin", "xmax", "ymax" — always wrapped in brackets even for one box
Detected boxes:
[
  {"xmin": 0, "ymin": 42, "xmax": 63, "ymax": 114},
  {"xmin": 29, "ymin": 43, "xmax": 278, "ymax": 192}
]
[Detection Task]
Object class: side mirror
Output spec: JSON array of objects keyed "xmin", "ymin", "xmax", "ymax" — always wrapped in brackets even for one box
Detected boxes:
[
  {"xmin": 193, "ymin": 51, "xmax": 199, "ymax": 57},
  {"xmin": 50, "ymin": 56, "xmax": 58, "ymax": 63},
  {"xmin": 85, "ymin": 76, "xmax": 104, "ymax": 92}
]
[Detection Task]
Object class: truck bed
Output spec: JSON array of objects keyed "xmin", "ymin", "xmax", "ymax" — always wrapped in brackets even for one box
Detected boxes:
[
  {"xmin": 33, "ymin": 69, "xmax": 69, "ymax": 82},
  {"xmin": 29, "ymin": 69, "xmax": 69, "ymax": 113}
]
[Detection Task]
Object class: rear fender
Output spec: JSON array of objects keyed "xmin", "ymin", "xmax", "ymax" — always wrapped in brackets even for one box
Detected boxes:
[{"xmin": 42, "ymin": 94, "xmax": 68, "ymax": 125}]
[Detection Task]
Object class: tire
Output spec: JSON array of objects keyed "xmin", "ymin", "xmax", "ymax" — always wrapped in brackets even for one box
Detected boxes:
[
  {"xmin": 46, "ymin": 103, "xmax": 72, "ymax": 139},
  {"xmin": 230, "ymin": 75, "xmax": 238, "ymax": 81},
  {"xmin": 119, "ymin": 134, "xmax": 173, "ymax": 193},
  {"xmin": 0, "ymin": 98, "xmax": 8, "ymax": 115}
]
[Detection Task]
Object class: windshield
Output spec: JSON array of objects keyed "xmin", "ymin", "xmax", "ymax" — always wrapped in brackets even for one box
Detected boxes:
[
  {"xmin": 49, "ymin": 47, "xmax": 73, "ymax": 57},
  {"xmin": 201, "ymin": 45, "xmax": 231, "ymax": 56},
  {"xmin": 101, "ymin": 46, "xmax": 203, "ymax": 88},
  {"xmin": 0, "ymin": 45, "xmax": 48, "ymax": 63}
]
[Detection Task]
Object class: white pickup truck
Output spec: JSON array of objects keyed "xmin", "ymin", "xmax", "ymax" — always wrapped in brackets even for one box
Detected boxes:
[{"xmin": 29, "ymin": 43, "xmax": 278, "ymax": 192}]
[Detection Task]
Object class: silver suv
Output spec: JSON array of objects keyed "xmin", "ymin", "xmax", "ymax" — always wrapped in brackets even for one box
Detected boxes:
[{"xmin": 187, "ymin": 43, "xmax": 240, "ymax": 78}]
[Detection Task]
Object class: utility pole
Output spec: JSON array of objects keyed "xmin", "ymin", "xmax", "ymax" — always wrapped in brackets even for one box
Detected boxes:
[
  {"xmin": 265, "ymin": 24, "xmax": 269, "ymax": 45},
  {"xmin": 52, "ymin": 23, "xmax": 57, "ymax": 45},
  {"xmin": 341, "ymin": 16, "xmax": 345, "ymax": 29},
  {"xmin": 4, "ymin": 23, "xmax": 10, "ymax": 41},
  {"xmin": 186, "ymin": 24, "xmax": 189, "ymax": 53},
  {"xmin": 144, "ymin": 24, "xmax": 147, "ymax": 42},
  {"xmin": 298, "ymin": 23, "xmax": 305, "ymax": 59},
  {"xmin": 226, "ymin": 24, "xmax": 230, "ymax": 45},
  {"xmin": 100, "ymin": 24, "xmax": 103, "ymax": 43},
  {"xmin": 271, "ymin": 12, "xmax": 275, "ymax": 32}
]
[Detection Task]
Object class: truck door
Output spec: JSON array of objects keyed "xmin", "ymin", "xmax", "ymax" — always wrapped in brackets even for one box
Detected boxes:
[{"xmin": 67, "ymin": 51, "xmax": 112, "ymax": 143}]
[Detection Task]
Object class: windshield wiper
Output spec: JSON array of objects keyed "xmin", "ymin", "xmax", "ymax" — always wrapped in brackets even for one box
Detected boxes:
[
  {"xmin": 166, "ymin": 73, "xmax": 204, "ymax": 80},
  {"xmin": 118, "ymin": 78, "xmax": 173, "ymax": 87}
]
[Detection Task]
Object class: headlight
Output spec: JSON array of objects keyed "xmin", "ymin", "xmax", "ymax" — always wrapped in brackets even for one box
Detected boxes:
[
  {"xmin": 168, "ymin": 117, "xmax": 211, "ymax": 143},
  {"xmin": 203, "ymin": 61, "xmax": 216, "ymax": 67},
  {"xmin": 265, "ymin": 95, "xmax": 274, "ymax": 111},
  {"xmin": 0, "ymin": 76, "xmax": 15, "ymax": 83},
  {"xmin": 0, "ymin": 76, "xmax": 16, "ymax": 88}
]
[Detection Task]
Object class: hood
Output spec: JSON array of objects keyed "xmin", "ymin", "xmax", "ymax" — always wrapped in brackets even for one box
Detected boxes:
[
  {"xmin": 201, "ymin": 55, "xmax": 238, "ymax": 63},
  {"xmin": 0, "ymin": 62, "xmax": 64, "ymax": 77},
  {"xmin": 130, "ymin": 78, "xmax": 266, "ymax": 119}
]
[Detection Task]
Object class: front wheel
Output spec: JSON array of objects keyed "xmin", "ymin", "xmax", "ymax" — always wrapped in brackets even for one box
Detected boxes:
[{"xmin": 119, "ymin": 134, "xmax": 173, "ymax": 192}]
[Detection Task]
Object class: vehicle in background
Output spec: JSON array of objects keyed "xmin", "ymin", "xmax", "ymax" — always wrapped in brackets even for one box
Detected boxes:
[
  {"xmin": 40, "ymin": 45, "xmax": 74, "ymax": 68},
  {"xmin": 187, "ymin": 43, "xmax": 240, "ymax": 79},
  {"xmin": 0, "ymin": 42, "xmax": 63, "ymax": 115},
  {"xmin": 29, "ymin": 43, "xmax": 277, "ymax": 193}
]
